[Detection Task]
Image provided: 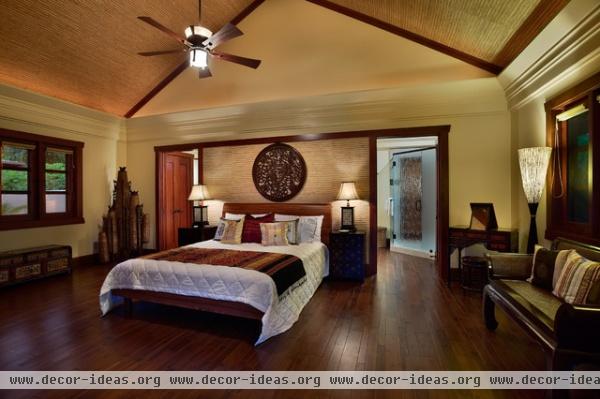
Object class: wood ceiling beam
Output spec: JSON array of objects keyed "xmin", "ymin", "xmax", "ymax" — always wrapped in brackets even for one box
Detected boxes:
[
  {"xmin": 124, "ymin": 59, "xmax": 188, "ymax": 118},
  {"xmin": 492, "ymin": 0, "xmax": 570, "ymax": 67},
  {"xmin": 306, "ymin": 0, "xmax": 503, "ymax": 75},
  {"xmin": 124, "ymin": 0, "xmax": 266, "ymax": 119}
]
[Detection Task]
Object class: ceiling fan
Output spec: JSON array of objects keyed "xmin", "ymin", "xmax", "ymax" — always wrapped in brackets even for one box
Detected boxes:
[{"xmin": 137, "ymin": 0, "xmax": 261, "ymax": 78}]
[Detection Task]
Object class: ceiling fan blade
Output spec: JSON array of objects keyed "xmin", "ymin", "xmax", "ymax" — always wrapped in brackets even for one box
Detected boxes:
[
  {"xmin": 203, "ymin": 23, "xmax": 243, "ymax": 49},
  {"xmin": 138, "ymin": 49, "xmax": 186, "ymax": 56},
  {"xmin": 198, "ymin": 67, "xmax": 212, "ymax": 79},
  {"xmin": 211, "ymin": 51, "xmax": 261, "ymax": 69},
  {"xmin": 138, "ymin": 16, "xmax": 190, "ymax": 46}
]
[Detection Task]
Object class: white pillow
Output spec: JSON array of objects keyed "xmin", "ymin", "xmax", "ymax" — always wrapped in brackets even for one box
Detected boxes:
[
  {"xmin": 225, "ymin": 212, "xmax": 269, "ymax": 220},
  {"xmin": 275, "ymin": 214, "xmax": 324, "ymax": 243}
]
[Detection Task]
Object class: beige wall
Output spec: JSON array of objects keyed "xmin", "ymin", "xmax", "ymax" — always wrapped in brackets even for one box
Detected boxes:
[{"xmin": 0, "ymin": 85, "xmax": 124, "ymax": 257}]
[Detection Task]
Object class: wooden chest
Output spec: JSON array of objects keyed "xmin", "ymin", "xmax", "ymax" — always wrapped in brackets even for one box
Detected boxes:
[{"xmin": 0, "ymin": 245, "xmax": 71, "ymax": 287}]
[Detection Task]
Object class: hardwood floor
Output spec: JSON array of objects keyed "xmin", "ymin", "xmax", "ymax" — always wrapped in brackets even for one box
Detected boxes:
[{"xmin": 0, "ymin": 249, "xmax": 547, "ymax": 398}]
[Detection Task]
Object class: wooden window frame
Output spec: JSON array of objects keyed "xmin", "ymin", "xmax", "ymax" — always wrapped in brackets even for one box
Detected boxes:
[
  {"xmin": 0, "ymin": 128, "xmax": 84, "ymax": 230},
  {"xmin": 544, "ymin": 72, "xmax": 600, "ymax": 246}
]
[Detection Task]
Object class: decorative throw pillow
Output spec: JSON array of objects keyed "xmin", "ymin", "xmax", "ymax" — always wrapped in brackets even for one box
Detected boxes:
[
  {"xmin": 280, "ymin": 219, "xmax": 299, "ymax": 244},
  {"xmin": 553, "ymin": 251, "xmax": 600, "ymax": 304},
  {"xmin": 552, "ymin": 249, "xmax": 574, "ymax": 289},
  {"xmin": 298, "ymin": 217, "xmax": 319, "ymax": 243},
  {"xmin": 220, "ymin": 217, "xmax": 245, "ymax": 244},
  {"xmin": 214, "ymin": 218, "xmax": 240, "ymax": 240},
  {"xmin": 260, "ymin": 222, "xmax": 289, "ymax": 246},
  {"xmin": 528, "ymin": 245, "xmax": 559, "ymax": 290},
  {"xmin": 274, "ymin": 214, "xmax": 324, "ymax": 243},
  {"xmin": 242, "ymin": 214, "xmax": 274, "ymax": 243}
]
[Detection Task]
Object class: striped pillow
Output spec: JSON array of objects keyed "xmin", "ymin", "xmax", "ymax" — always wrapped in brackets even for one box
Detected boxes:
[
  {"xmin": 220, "ymin": 217, "xmax": 245, "ymax": 244},
  {"xmin": 260, "ymin": 222, "xmax": 289, "ymax": 246},
  {"xmin": 553, "ymin": 251, "xmax": 600, "ymax": 304}
]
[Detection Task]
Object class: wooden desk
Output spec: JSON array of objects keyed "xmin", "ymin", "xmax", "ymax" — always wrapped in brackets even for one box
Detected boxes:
[{"xmin": 448, "ymin": 226, "xmax": 518, "ymax": 287}]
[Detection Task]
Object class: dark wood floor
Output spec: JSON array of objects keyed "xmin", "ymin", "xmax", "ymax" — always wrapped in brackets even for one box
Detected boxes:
[{"xmin": 0, "ymin": 249, "xmax": 546, "ymax": 399}]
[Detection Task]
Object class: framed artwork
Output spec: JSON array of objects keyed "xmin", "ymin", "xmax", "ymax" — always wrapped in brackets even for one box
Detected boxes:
[{"xmin": 469, "ymin": 203, "xmax": 498, "ymax": 231}]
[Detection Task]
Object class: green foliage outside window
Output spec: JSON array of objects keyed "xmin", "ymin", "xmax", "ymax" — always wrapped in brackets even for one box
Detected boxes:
[
  {"xmin": 1, "ymin": 170, "xmax": 28, "ymax": 191},
  {"xmin": 1, "ymin": 166, "xmax": 66, "ymax": 192}
]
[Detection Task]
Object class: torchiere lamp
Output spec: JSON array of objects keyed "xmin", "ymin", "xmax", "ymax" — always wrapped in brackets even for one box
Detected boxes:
[
  {"xmin": 337, "ymin": 182, "xmax": 359, "ymax": 232},
  {"xmin": 188, "ymin": 184, "xmax": 210, "ymax": 227},
  {"xmin": 518, "ymin": 147, "xmax": 552, "ymax": 253}
]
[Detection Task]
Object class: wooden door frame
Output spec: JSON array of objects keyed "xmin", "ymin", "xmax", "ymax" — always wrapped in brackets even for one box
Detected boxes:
[
  {"xmin": 154, "ymin": 125, "xmax": 450, "ymax": 280},
  {"xmin": 156, "ymin": 151, "xmax": 194, "ymax": 251},
  {"xmin": 370, "ymin": 136, "xmax": 448, "ymax": 277}
]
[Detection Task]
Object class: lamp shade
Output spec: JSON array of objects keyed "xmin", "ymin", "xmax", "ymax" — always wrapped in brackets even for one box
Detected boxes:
[
  {"xmin": 337, "ymin": 182, "xmax": 359, "ymax": 201},
  {"xmin": 188, "ymin": 185, "xmax": 210, "ymax": 201},
  {"xmin": 518, "ymin": 147, "xmax": 552, "ymax": 204}
]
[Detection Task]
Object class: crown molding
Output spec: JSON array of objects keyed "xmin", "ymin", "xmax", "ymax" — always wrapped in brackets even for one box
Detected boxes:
[
  {"xmin": 0, "ymin": 84, "xmax": 125, "ymax": 141},
  {"xmin": 502, "ymin": 3, "xmax": 600, "ymax": 110},
  {"xmin": 126, "ymin": 78, "xmax": 507, "ymax": 144}
]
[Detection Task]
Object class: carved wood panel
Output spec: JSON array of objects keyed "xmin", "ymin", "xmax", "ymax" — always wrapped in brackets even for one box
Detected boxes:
[{"xmin": 252, "ymin": 143, "xmax": 307, "ymax": 202}]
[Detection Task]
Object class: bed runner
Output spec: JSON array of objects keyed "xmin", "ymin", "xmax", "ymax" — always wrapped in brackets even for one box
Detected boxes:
[{"xmin": 144, "ymin": 248, "xmax": 306, "ymax": 297}]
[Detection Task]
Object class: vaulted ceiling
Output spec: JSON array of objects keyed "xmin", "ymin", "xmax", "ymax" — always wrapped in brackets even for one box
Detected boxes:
[{"xmin": 0, "ymin": 0, "xmax": 569, "ymax": 118}]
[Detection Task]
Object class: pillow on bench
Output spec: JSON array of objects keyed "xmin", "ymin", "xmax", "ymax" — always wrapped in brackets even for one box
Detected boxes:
[
  {"xmin": 553, "ymin": 251, "xmax": 600, "ymax": 305},
  {"xmin": 528, "ymin": 245, "xmax": 571, "ymax": 290}
]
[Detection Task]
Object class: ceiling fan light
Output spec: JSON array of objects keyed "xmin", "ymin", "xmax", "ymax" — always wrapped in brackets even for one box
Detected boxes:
[
  {"xmin": 189, "ymin": 49, "xmax": 208, "ymax": 68},
  {"xmin": 184, "ymin": 25, "xmax": 212, "ymax": 39}
]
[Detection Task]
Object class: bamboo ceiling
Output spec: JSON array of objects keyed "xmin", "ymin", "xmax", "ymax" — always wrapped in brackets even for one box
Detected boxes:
[
  {"xmin": 0, "ymin": 0, "xmax": 255, "ymax": 116},
  {"xmin": 0, "ymin": 0, "xmax": 569, "ymax": 117}
]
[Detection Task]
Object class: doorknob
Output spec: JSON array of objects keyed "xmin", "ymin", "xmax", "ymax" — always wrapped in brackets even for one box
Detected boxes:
[{"xmin": 173, "ymin": 209, "xmax": 181, "ymax": 214}]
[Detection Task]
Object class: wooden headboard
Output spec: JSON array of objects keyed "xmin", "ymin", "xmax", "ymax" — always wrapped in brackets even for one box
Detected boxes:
[{"xmin": 222, "ymin": 203, "xmax": 332, "ymax": 246}]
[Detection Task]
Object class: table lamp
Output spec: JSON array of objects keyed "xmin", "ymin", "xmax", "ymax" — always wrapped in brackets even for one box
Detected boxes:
[
  {"xmin": 337, "ymin": 182, "xmax": 359, "ymax": 232},
  {"xmin": 188, "ymin": 184, "xmax": 210, "ymax": 227}
]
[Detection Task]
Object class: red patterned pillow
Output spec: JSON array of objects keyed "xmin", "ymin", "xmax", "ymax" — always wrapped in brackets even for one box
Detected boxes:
[{"xmin": 242, "ymin": 214, "xmax": 274, "ymax": 243}]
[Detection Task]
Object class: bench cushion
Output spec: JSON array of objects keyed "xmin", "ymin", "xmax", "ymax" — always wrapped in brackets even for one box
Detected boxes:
[{"xmin": 491, "ymin": 279, "xmax": 563, "ymax": 335}]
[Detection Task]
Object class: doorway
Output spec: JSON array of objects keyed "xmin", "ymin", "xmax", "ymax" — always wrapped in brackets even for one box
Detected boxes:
[
  {"xmin": 377, "ymin": 137, "xmax": 438, "ymax": 259},
  {"xmin": 157, "ymin": 152, "xmax": 194, "ymax": 250}
]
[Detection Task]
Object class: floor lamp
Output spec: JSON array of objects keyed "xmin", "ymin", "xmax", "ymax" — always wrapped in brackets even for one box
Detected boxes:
[{"xmin": 518, "ymin": 147, "xmax": 552, "ymax": 254}]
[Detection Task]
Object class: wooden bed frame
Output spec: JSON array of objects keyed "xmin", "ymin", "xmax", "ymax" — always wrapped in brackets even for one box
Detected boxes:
[{"xmin": 112, "ymin": 203, "xmax": 332, "ymax": 321}]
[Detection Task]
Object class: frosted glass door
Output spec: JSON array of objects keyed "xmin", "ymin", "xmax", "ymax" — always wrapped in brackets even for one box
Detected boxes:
[{"xmin": 390, "ymin": 149, "xmax": 436, "ymax": 257}]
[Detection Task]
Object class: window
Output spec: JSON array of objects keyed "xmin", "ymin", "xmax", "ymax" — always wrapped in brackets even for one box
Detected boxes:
[
  {"xmin": 0, "ymin": 129, "xmax": 83, "ymax": 229},
  {"xmin": 545, "ymin": 72, "xmax": 600, "ymax": 246},
  {"xmin": 1, "ymin": 142, "xmax": 32, "ymax": 216}
]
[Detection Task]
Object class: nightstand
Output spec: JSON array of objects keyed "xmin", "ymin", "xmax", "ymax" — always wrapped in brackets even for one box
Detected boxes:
[
  {"xmin": 178, "ymin": 225, "xmax": 217, "ymax": 246},
  {"xmin": 329, "ymin": 231, "xmax": 365, "ymax": 281}
]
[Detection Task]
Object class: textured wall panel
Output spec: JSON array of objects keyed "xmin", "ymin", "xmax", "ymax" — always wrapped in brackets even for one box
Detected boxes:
[{"xmin": 203, "ymin": 137, "xmax": 370, "ymax": 259}]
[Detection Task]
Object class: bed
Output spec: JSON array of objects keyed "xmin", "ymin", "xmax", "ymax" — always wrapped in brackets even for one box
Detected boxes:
[{"xmin": 99, "ymin": 203, "xmax": 331, "ymax": 344}]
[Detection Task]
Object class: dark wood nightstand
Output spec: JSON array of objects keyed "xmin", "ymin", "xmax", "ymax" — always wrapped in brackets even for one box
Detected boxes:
[
  {"xmin": 178, "ymin": 225, "xmax": 217, "ymax": 247},
  {"xmin": 329, "ymin": 231, "xmax": 365, "ymax": 281}
]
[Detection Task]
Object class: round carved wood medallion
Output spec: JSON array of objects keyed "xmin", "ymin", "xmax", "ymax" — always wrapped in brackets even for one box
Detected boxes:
[{"xmin": 252, "ymin": 143, "xmax": 307, "ymax": 202}]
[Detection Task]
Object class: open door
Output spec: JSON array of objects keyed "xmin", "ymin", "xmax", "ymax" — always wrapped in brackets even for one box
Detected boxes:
[{"xmin": 157, "ymin": 152, "xmax": 193, "ymax": 250}]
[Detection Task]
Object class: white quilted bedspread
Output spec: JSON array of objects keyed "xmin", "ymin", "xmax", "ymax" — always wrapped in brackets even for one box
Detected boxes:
[{"xmin": 99, "ymin": 240, "xmax": 329, "ymax": 344}]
